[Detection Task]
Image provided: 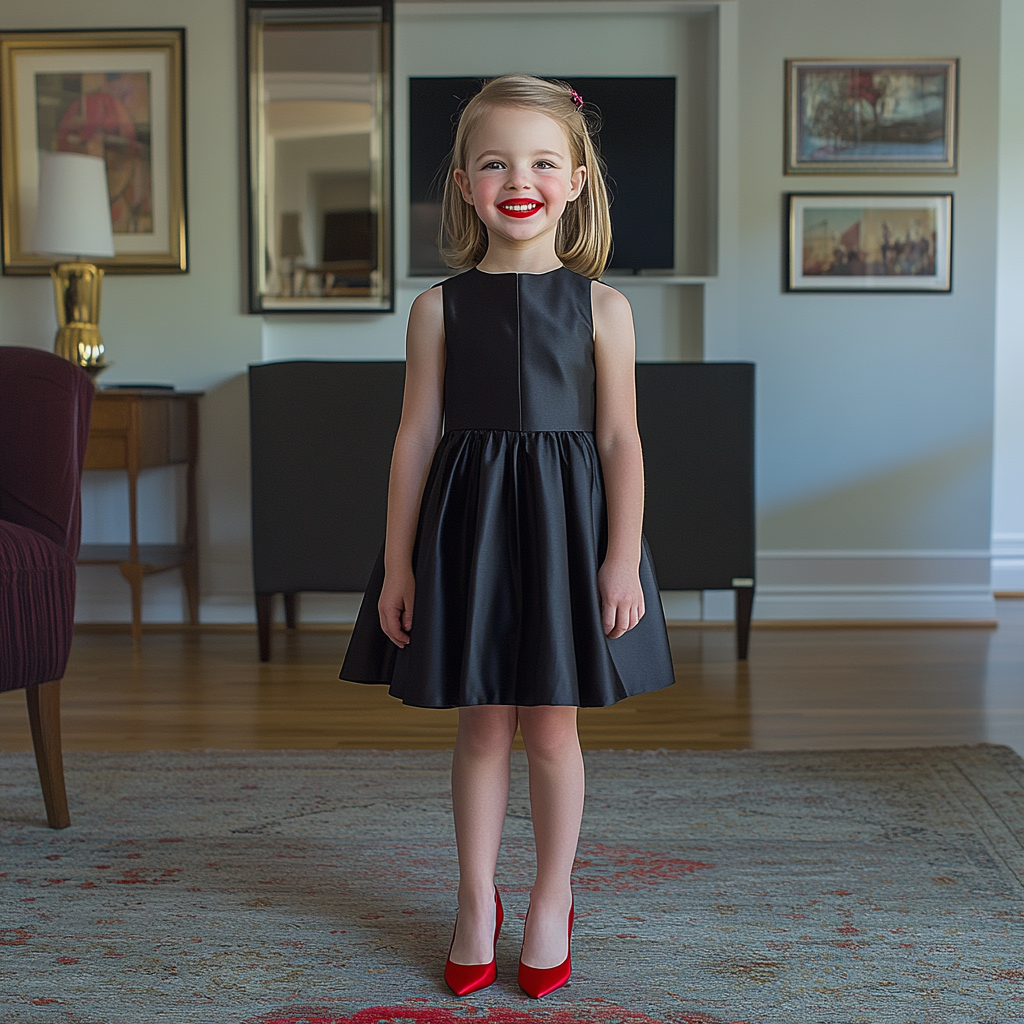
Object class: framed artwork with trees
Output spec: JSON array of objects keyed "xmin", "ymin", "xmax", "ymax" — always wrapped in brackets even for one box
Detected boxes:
[{"xmin": 785, "ymin": 58, "xmax": 958, "ymax": 174}]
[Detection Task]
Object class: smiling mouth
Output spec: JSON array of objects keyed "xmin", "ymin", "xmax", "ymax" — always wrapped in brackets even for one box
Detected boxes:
[{"xmin": 497, "ymin": 200, "xmax": 543, "ymax": 218}]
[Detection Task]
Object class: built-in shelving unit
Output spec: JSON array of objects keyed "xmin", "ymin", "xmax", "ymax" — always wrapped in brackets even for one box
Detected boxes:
[
  {"xmin": 263, "ymin": 0, "xmax": 739, "ymax": 367},
  {"xmin": 394, "ymin": 0, "xmax": 728, "ymax": 363}
]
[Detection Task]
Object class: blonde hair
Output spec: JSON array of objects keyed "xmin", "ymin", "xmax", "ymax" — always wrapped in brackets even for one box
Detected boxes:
[{"xmin": 440, "ymin": 74, "xmax": 612, "ymax": 279}]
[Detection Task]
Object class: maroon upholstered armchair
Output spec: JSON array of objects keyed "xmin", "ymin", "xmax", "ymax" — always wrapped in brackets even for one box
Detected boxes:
[{"xmin": 0, "ymin": 346, "xmax": 93, "ymax": 828}]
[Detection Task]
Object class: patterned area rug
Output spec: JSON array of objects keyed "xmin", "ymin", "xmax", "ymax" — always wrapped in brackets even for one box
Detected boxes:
[{"xmin": 2, "ymin": 746, "xmax": 1023, "ymax": 1024}]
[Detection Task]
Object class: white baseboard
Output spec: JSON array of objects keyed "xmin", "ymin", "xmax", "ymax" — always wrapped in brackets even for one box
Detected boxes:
[
  {"xmin": 992, "ymin": 533, "xmax": 1024, "ymax": 591},
  {"xmin": 659, "ymin": 591, "xmax": 702, "ymax": 620},
  {"xmin": 752, "ymin": 584, "xmax": 996, "ymax": 621},
  {"xmin": 74, "ymin": 590, "xmax": 366, "ymax": 625},
  {"xmin": 75, "ymin": 590, "xmax": 715, "ymax": 625},
  {"xmin": 993, "ymin": 563, "xmax": 1024, "ymax": 592},
  {"xmin": 754, "ymin": 550, "xmax": 995, "ymax": 620},
  {"xmin": 74, "ymin": 586, "xmax": 997, "ymax": 625},
  {"xmin": 73, "ymin": 549, "xmax": 1000, "ymax": 625}
]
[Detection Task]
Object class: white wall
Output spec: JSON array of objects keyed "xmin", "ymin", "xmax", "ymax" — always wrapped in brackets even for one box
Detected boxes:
[
  {"xmin": 0, "ymin": 0, "xmax": 262, "ymax": 623},
  {"xmin": 993, "ymin": 0, "xmax": 1024, "ymax": 592},
  {"xmin": 736, "ymin": 0, "xmax": 1000, "ymax": 620},
  {"xmin": 0, "ymin": 0, "xmax": 1008, "ymax": 624},
  {"xmin": 266, "ymin": 3, "xmax": 716, "ymax": 367}
]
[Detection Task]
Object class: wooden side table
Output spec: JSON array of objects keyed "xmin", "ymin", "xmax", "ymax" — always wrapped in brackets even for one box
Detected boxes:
[{"xmin": 78, "ymin": 389, "xmax": 202, "ymax": 644}]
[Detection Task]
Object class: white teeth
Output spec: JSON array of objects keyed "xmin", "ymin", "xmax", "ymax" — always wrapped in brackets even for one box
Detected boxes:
[{"xmin": 503, "ymin": 203, "xmax": 539, "ymax": 211}]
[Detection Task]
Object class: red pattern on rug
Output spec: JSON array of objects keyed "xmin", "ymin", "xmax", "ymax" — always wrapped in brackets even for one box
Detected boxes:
[
  {"xmin": 571, "ymin": 844, "xmax": 714, "ymax": 892},
  {"xmin": 260, "ymin": 1003, "xmax": 738, "ymax": 1024},
  {"xmin": 4, "ymin": 747, "xmax": 1023, "ymax": 1023}
]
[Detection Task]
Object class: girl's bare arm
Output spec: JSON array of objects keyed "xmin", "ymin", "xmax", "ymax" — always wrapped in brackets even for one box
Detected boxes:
[
  {"xmin": 379, "ymin": 286, "xmax": 445, "ymax": 646},
  {"xmin": 592, "ymin": 280, "xmax": 646, "ymax": 639}
]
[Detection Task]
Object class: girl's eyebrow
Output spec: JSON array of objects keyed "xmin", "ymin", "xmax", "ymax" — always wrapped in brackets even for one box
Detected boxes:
[{"xmin": 475, "ymin": 149, "xmax": 564, "ymax": 161}]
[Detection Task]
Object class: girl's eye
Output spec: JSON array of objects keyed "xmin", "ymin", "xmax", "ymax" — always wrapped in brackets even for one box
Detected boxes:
[
  {"xmin": 482, "ymin": 161, "xmax": 505, "ymax": 170},
  {"xmin": 534, "ymin": 160, "xmax": 555, "ymax": 169}
]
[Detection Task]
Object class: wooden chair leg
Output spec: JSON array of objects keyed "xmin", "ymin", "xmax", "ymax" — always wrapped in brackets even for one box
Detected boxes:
[
  {"xmin": 118, "ymin": 561, "xmax": 145, "ymax": 647},
  {"xmin": 26, "ymin": 680, "xmax": 70, "ymax": 829},
  {"xmin": 256, "ymin": 593, "xmax": 274, "ymax": 662},
  {"xmin": 735, "ymin": 586, "xmax": 754, "ymax": 661},
  {"xmin": 283, "ymin": 592, "xmax": 298, "ymax": 630},
  {"xmin": 182, "ymin": 556, "xmax": 200, "ymax": 626}
]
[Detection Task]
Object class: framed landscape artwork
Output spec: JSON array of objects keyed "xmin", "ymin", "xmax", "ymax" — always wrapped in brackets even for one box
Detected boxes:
[
  {"xmin": 786, "ymin": 58, "xmax": 958, "ymax": 174},
  {"xmin": 787, "ymin": 193, "xmax": 952, "ymax": 292},
  {"xmin": 0, "ymin": 29, "xmax": 186, "ymax": 274}
]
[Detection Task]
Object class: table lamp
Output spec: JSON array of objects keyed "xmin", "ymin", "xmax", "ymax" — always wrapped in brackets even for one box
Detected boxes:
[
  {"xmin": 33, "ymin": 152, "xmax": 116, "ymax": 377},
  {"xmin": 278, "ymin": 211, "xmax": 304, "ymax": 296}
]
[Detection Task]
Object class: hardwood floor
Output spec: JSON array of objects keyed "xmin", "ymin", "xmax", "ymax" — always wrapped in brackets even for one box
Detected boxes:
[{"xmin": 2, "ymin": 601, "xmax": 1022, "ymax": 755}]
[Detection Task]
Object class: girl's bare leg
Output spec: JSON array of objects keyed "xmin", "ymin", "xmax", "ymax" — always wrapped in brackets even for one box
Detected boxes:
[
  {"xmin": 517, "ymin": 705, "xmax": 584, "ymax": 968},
  {"xmin": 449, "ymin": 704, "xmax": 518, "ymax": 964}
]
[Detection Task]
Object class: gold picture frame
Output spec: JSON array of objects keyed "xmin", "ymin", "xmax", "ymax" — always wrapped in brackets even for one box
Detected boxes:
[
  {"xmin": 787, "ymin": 193, "xmax": 953, "ymax": 292},
  {"xmin": 1, "ymin": 29, "xmax": 186, "ymax": 274},
  {"xmin": 786, "ymin": 58, "xmax": 958, "ymax": 175}
]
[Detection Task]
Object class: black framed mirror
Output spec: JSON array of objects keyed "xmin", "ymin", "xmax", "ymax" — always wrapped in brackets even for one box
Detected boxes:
[{"xmin": 245, "ymin": 1, "xmax": 393, "ymax": 313}]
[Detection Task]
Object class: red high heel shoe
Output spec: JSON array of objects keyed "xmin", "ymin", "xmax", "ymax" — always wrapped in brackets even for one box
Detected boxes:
[
  {"xmin": 517, "ymin": 899, "xmax": 574, "ymax": 999},
  {"xmin": 444, "ymin": 887, "xmax": 503, "ymax": 997}
]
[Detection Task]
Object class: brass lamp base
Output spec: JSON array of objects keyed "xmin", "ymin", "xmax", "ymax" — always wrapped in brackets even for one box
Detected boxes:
[{"xmin": 51, "ymin": 262, "xmax": 109, "ymax": 378}]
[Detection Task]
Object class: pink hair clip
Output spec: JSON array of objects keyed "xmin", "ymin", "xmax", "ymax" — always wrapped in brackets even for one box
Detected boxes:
[{"xmin": 569, "ymin": 88, "xmax": 584, "ymax": 110}]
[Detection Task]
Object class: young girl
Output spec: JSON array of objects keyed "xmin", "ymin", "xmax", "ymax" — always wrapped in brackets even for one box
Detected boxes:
[{"xmin": 340, "ymin": 74, "xmax": 675, "ymax": 999}]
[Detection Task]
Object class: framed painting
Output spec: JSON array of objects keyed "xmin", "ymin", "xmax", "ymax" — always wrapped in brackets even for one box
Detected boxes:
[
  {"xmin": 786, "ymin": 58, "xmax": 958, "ymax": 174},
  {"xmin": 0, "ymin": 29, "xmax": 186, "ymax": 274},
  {"xmin": 787, "ymin": 193, "xmax": 952, "ymax": 292}
]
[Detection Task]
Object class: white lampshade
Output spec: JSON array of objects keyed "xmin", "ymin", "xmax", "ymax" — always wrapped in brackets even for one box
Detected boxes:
[{"xmin": 33, "ymin": 152, "xmax": 115, "ymax": 259}]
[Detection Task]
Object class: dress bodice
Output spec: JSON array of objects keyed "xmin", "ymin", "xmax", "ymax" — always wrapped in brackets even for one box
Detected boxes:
[
  {"xmin": 342, "ymin": 265, "xmax": 676, "ymax": 707},
  {"xmin": 441, "ymin": 266, "xmax": 595, "ymax": 432}
]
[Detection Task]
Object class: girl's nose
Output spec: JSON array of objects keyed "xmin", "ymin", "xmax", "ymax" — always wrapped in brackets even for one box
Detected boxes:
[{"xmin": 505, "ymin": 170, "xmax": 532, "ymax": 190}]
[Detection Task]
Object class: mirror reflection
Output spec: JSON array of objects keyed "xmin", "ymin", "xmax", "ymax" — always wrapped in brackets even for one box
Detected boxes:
[{"xmin": 248, "ymin": 4, "xmax": 392, "ymax": 312}]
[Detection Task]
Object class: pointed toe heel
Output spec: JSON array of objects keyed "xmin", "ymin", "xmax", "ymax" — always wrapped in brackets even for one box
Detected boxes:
[
  {"xmin": 518, "ymin": 900, "xmax": 574, "ymax": 999},
  {"xmin": 444, "ymin": 887, "xmax": 504, "ymax": 997}
]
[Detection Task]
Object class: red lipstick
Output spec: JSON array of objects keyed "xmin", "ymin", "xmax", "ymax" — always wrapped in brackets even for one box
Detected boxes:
[{"xmin": 497, "ymin": 198, "xmax": 543, "ymax": 218}]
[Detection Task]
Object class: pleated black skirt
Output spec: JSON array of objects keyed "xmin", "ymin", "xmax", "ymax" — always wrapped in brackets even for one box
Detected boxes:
[{"xmin": 339, "ymin": 428, "xmax": 675, "ymax": 708}]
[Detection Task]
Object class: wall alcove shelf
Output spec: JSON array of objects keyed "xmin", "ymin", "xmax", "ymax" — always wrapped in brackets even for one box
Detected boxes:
[{"xmin": 78, "ymin": 389, "xmax": 202, "ymax": 644}]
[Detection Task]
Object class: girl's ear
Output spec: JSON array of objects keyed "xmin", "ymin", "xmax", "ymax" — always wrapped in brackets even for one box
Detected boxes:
[
  {"xmin": 453, "ymin": 167, "xmax": 474, "ymax": 205},
  {"xmin": 568, "ymin": 165, "xmax": 587, "ymax": 202}
]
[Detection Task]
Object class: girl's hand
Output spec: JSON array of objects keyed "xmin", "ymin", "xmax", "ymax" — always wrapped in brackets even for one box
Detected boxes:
[
  {"xmin": 379, "ymin": 569, "xmax": 415, "ymax": 648},
  {"xmin": 597, "ymin": 559, "xmax": 645, "ymax": 638}
]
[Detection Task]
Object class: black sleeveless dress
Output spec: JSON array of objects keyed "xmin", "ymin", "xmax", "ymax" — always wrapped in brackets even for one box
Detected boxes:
[{"xmin": 339, "ymin": 266, "xmax": 675, "ymax": 708}]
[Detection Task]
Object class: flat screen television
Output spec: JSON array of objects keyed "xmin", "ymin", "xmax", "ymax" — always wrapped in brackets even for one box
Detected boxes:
[
  {"xmin": 322, "ymin": 210, "xmax": 376, "ymax": 266},
  {"xmin": 409, "ymin": 77, "xmax": 676, "ymax": 275}
]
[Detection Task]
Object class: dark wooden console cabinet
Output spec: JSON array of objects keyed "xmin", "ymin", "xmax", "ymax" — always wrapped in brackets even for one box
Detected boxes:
[
  {"xmin": 249, "ymin": 362, "xmax": 405, "ymax": 661},
  {"xmin": 249, "ymin": 360, "xmax": 755, "ymax": 661},
  {"xmin": 635, "ymin": 363, "xmax": 755, "ymax": 658}
]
